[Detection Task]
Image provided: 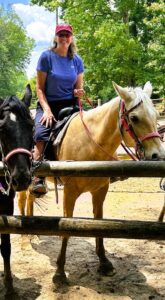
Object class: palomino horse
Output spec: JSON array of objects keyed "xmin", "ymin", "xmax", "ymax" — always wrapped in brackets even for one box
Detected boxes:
[
  {"xmin": 0, "ymin": 84, "xmax": 33, "ymax": 296},
  {"xmin": 18, "ymin": 82, "xmax": 165, "ymax": 284}
]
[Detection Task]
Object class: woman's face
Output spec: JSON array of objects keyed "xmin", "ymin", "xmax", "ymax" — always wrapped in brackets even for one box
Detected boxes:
[{"xmin": 56, "ymin": 31, "xmax": 73, "ymax": 48}]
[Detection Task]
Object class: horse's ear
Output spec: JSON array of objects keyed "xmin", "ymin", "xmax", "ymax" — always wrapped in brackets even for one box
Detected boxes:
[
  {"xmin": 143, "ymin": 81, "xmax": 152, "ymax": 97},
  {"xmin": 22, "ymin": 84, "xmax": 32, "ymax": 108},
  {"xmin": 112, "ymin": 81, "xmax": 131, "ymax": 102}
]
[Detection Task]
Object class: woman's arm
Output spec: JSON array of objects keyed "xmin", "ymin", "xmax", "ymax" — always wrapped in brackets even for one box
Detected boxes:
[
  {"xmin": 36, "ymin": 71, "xmax": 50, "ymax": 111},
  {"xmin": 36, "ymin": 70, "xmax": 56, "ymax": 127},
  {"xmin": 74, "ymin": 73, "xmax": 84, "ymax": 98}
]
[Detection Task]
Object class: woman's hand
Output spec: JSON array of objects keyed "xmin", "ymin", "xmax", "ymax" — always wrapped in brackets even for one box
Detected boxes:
[
  {"xmin": 39, "ymin": 110, "xmax": 56, "ymax": 128},
  {"xmin": 74, "ymin": 88, "xmax": 84, "ymax": 98}
]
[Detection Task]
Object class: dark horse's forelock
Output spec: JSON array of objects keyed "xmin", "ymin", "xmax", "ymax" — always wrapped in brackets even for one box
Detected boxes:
[{"xmin": 0, "ymin": 96, "xmax": 33, "ymax": 125}]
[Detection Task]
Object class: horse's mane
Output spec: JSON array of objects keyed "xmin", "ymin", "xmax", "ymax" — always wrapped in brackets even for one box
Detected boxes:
[
  {"xmin": 129, "ymin": 86, "xmax": 158, "ymax": 115},
  {"xmin": 128, "ymin": 86, "xmax": 153, "ymax": 105},
  {"xmin": 0, "ymin": 96, "xmax": 33, "ymax": 125},
  {"xmin": 85, "ymin": 85, "xmax": 157, "ymax": 119}
]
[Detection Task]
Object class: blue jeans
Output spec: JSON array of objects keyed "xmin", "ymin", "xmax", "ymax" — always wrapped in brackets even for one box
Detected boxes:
[{"xmin": 34, "ymin": 98, "xmax": 78, "ymax": 142}]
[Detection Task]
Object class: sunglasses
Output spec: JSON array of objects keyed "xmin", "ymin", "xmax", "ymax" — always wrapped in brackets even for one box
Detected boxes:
[{"xmin": 57, "ymin": 33, "xmax": 72, "ymax": 38}]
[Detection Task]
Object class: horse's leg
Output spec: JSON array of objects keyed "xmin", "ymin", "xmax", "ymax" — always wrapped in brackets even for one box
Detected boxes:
[
  {"xmin": 18, "ymin": 189, "xmax": 35, "ymax": 216},
  {"xmin": 26, "ymin": 190, "xmax": 35, "ymax": 216},
  {"xmin": 19, "ymin": 190, "xmax": 35, "ymax": 250},
  {"xmin": 1, "ymin": 234, "xmax": 14, "ymax": 295},
  {"xmin": 92, "ymin": 184, "xmax": 115, "ymax": 275},
  {"xmin": 53, "ymin": 187, "xmax": 79, "ymax": 284},
  {"xmin": 17, "ymin": 191, "xmax": 27, "ymax": 216}
]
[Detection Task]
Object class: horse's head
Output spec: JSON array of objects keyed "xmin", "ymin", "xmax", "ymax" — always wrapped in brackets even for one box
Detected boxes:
[
  {"xmin": 0, "ymin": 84, "xmax": 34, "ymax": 191},
  {"xmin": 113, "ymin": 81, "xmax": 165, "ymax": 160}
]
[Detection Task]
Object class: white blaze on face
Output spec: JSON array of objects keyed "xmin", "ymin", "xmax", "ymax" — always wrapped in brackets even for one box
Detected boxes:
[{"xmin": 10, "ymin": 112, "xmax": 17, "ymax": 122}]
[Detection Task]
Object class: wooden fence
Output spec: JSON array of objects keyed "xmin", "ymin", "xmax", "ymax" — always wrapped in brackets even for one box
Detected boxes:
[
  {"xmin": 0, "ymin": 160, "xmax": 165, "ymax": 239},
  {"xmin": 1, "ymin": 161, "xmax": 165, "ymax": 177},
  {"xmin": 0, "ymin": 216, "xmax": 165, "ymax": 239}
]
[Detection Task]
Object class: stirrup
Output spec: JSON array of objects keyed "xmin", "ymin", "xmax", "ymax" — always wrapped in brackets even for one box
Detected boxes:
[{"xmin": 30, "ymin": 177, "xmax": 48, "ymax": 196}]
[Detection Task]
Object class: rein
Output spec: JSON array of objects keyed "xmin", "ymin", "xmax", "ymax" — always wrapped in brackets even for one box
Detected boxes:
[
  {"xmin": 78, "ymin": 98, "xmax": 118, "ymax": 161},
  {"xmin": 119, "ymin": 99, "xmax": 161, "ymax": 159}
]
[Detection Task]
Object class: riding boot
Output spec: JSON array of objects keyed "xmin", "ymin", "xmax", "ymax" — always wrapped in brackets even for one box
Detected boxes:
[{"xmin": 29, "ymin": 176, "xmax": 48, "ymax": 197}]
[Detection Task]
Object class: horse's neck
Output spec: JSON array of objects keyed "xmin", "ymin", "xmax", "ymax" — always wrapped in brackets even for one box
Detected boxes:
[{"xmin": 84, "ymin": 98, "xmax": 122, "ymax": 156}]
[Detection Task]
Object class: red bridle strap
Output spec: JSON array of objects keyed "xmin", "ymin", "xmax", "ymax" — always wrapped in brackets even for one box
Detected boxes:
[
  {"xmin": 120, "ymin": 100, "xmax": 161, "ymax": 142},
  {"xmin": 4, "ymin": 148, "xmax": 32, "ymax": 162},
  {"xmin": 119, "ymin": 99, "xmax": 161, "ymax": 159},
  {"xmin": 139, "ymin": 132, "xmax": 161, "ymax": 142}
]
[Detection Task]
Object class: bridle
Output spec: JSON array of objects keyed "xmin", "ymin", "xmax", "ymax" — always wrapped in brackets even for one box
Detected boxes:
[{"xmin": 119, "ymin": 98, "xmax": 161, "ymax": 159}]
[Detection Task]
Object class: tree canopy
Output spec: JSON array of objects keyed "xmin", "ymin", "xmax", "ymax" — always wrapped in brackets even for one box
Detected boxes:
[
  {"xmin": 0, "ymin": 7, "xmax": 34, "ymax": 97},
  {"xmin": 31, "ymin": 0, "xmax": 164, "ymax": 100}
]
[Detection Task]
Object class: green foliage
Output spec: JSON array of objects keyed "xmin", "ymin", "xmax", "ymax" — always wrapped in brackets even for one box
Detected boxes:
[
  {"xmin": 143, "ymin": 0, "xmax": 165, "ymax": 95},
  {"xmin": 0, "ymin": 8, "xmax": 35, "ymax": 97},
  {"xmin": 31, "ymin": 0, "xmax": 58, "ymax": 11},
  {"xmin": 29, "ymin": 76, "xmax": 38, "ymax": 108},
  {"xmin": 31, "ymin": 0, "xmax": 164, "ymax": 100}
]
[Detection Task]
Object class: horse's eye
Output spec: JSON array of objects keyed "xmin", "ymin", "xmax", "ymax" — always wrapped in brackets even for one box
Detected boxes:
[{"xmin": 130, "ymin": 115, "xmax": 139, "ymax": 123}]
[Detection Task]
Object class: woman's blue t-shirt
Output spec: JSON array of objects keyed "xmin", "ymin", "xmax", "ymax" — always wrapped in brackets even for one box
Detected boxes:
[{"xmin": 36, "ymin": 50, "xmax": 84, "ymax": 102}]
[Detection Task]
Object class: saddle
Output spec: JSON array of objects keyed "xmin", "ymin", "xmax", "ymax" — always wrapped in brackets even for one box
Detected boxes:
[
  {"xmin": 44, "ymin": 105, "xmax": 80, "ymax": 160},
  {"xmin": 51, "ymin": 105, "xmax": 80, "ymax": 139}
]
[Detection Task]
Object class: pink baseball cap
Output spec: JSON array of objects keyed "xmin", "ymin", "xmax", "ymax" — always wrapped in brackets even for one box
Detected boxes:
[{"xmin": 55, "ymin": 24, "xmax": 73, "ymax": 35}]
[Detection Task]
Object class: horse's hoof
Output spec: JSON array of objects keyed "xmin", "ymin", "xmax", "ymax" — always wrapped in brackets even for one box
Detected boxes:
[
  {"xmin": 5, "ymin": 287, "xmax": 18, "ymax": 300},
  {"xmin": 52, "ymin": 272, "xmax": 69, "ymax": 285},
  {"xmin": 52, "ymin": 272, "xmax": 69, "ymax": 293},
  {"xmin": 97, "ymin": 261, "xmax": 116, "ymax": 276}
]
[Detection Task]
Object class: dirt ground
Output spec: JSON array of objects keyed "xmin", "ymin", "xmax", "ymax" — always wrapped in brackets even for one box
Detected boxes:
[{"xmin": 0, "ymin": 177, "xmax": 165, "ymax": 300}]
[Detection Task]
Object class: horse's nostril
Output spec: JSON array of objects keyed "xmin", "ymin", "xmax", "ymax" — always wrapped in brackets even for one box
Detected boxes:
[
  {"xmin": 152, "ymin": 153, "xmax": 159, "ymax": 160},
  {"xmin": 12, "ymin": 174, "xmax": 32, "ymax": 191}
]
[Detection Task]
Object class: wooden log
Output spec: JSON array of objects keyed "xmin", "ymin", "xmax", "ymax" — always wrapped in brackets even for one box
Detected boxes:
[
  {"xmin": 0, "ymin": 216, "xmax": 165, "ymax": 240},
  {"xmin": 0, "ymin": 161, "xmax": 165, "ymax": 177}
]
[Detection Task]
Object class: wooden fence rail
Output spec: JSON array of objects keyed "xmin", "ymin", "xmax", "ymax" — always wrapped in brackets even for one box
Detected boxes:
[
  {"xmin": 0, "ymin": 161, "xmax": 165, "ymax": 177},
  {"xmin": 0, "ymin": 161, "xmax": 165, "ymax": 239},
  {"xmin": 0, "ymin": 216, "xmax": 165, "ymax": 239}
]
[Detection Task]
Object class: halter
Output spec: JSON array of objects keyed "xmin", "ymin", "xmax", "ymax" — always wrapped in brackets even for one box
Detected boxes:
[
  {"xmin": 4, "ymin": 148, "xmax": 32, "ymax": 162},
  {"xmin": 119, "ymin": 98, "xmax": 161, "ymax": 159}
]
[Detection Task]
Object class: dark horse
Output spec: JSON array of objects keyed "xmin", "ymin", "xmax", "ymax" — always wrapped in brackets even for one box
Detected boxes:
[{"xmin": 0, "ymin": 84, "xmax": 34, "ymax": 296}]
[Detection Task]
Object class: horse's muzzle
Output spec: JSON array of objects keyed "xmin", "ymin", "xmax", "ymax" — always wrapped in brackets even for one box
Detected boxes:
[{"xmin": 11, "ymin": 172, "xmax": 32, "ymax": 191}]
